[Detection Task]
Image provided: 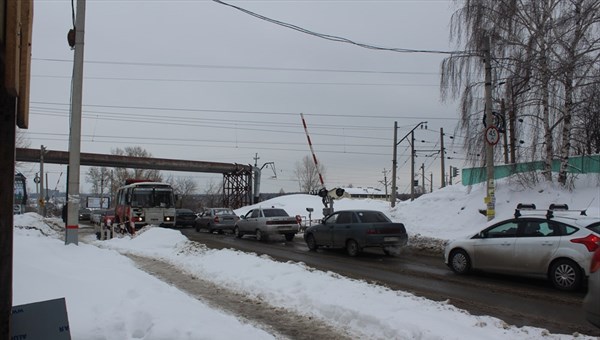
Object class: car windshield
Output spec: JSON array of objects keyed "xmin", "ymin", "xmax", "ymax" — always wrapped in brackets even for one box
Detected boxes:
[
  {"xmin": 263, "ymin": 209, "xmax": 289, "ymax": 217},
  {"xmin": 132, "ymin": 187, "xmax": 174, "ymax": 208}
]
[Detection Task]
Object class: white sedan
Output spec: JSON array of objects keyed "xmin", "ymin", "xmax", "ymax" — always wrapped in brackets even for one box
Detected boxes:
[{"xmin": 444, "ymin": 204, "xmax": 600, "ymax": 291}]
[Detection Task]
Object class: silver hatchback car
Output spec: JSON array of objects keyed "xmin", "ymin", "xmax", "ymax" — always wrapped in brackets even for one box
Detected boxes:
[{"xmin": 444, "ymin": 204, "xmax": 600, "ymax": 291}]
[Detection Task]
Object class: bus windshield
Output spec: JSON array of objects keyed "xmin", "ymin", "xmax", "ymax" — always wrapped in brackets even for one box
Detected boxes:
[{"xmin": 131, "ymin": 187, "xmax": 174, "ymax": 208}]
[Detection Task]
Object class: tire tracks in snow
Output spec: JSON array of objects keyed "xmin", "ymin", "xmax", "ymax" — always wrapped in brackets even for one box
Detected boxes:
[{"xmin": 127, "ymin": 254, "xmax": 355, "ymax": 340}]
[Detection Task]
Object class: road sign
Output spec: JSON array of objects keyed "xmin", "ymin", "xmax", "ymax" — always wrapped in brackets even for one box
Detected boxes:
[{"xmin": 485, "ymin": 126, "xmax": 500, "ymax": 146}]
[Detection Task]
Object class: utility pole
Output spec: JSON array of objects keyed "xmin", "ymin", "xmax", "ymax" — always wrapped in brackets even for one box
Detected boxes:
[
  {"xmin": 38, "ymin": 145, "xmax": 46, "ymax": 216},
  {"xmin": 379, "ymin": 168, "xmax": 390, "ymax": 197},
  {"xmin": 391, "ymin": 122, "xmax": 398, "ymax": 207},
  {"xmin": 66, "ymin": 0, "xmax": 86, "ymax": 245},
  {"xmin": 483, "ymin": 34, "xmax": 496, "ymax": 221},
  {"xmin": 391, "ymin": 121, "xmax": 427, "ymax": 206},
  {"xmin": 45, "ymin": 173, "xmax": 49, "ymax": 206},
  {"xmin": 420, "ymin": 163, "xmax": 425, "ymax": 195},
  {"xmin": 440, "ymin": 128, "xmax": 446, "ymax": 188},
  {"xmin": 410, "ymin": 130, "xmax": 415, "ymax": 201},
  {"xmin": 252, "ymin": 153, "xmax": 260, "ymax": 204},
  {"xmin": 430, "ymin": 173, "xmax": 433, "ymax": 193}
]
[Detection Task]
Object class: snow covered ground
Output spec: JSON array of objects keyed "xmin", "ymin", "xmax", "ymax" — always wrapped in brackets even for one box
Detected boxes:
[{"xmin": 12, "ymin": 174, "xmax": 600, "ymax": 339}]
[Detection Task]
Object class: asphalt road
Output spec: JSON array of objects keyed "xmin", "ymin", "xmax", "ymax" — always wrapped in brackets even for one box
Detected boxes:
[{"xmin": 179, "ymin": 228, "xmax": 600, "ymax": 337}]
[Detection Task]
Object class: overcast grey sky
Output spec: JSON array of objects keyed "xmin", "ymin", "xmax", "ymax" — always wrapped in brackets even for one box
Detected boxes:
[{"xmin": 22, "ymin": 0, "xmax": 467, "ymax": 195}]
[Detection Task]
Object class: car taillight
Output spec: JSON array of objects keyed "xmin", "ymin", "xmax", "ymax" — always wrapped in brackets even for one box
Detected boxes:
[
  {"xmin": 570, "ymin": 234, "xmax": 600, "ymax": 252},
  {"xmin": 591, "ymin": 249, "xmax": 600, "ymax": 273},
  {"xmin": 366, "ymin": 229, "xmax": 380, "ymax": 235},
  {"xmin": 214, "ymin": 216, "xmax": 220, "ymax": 223}
]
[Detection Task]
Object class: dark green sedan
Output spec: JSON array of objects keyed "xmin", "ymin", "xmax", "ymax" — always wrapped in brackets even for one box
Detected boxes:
[{"xmin": 304, "ymin": 210, "xmax": 408, "ymax": 256}]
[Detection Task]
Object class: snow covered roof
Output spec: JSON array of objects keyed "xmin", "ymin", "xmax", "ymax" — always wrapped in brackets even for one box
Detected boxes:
[{"xmin": 342, "ymin": 187, "xmax": 386, "ymax": 196}]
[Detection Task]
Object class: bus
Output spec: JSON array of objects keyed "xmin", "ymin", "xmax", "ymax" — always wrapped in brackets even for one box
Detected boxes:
[
  {"xmin": 114, "ymin": 180, "xmax": 176, "ymax": 233},
  {"xmin": 14, "ymin": 173, "xmax": 27, "ymax": 214}
]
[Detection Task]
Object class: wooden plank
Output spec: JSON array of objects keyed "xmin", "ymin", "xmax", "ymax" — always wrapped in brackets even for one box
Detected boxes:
[
  {"xmin": 4, "ymin": 0, "xmax": 20, "ymax": 95},
  {"xmin": 0, "ymin": 0, "xmax": 6, "ymax": 44},
  {"xmin": 17, "ymin": 0, "xmax": 33, "ymax": 128}
]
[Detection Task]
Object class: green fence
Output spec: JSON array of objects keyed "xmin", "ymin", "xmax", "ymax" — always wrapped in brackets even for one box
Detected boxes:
[{"xmin": 461, "ymin": 154, "xmax": 600, "ymax": 186}]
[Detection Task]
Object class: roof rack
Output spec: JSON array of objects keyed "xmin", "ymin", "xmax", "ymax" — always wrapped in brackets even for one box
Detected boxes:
[{"xmin": 514, "ymin": 203, "xmax": 587, "ymax": 219}]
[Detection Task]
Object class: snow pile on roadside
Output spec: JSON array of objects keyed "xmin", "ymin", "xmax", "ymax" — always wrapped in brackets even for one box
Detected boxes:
[
  {"xmin": 12, "ymin": 215, "xmax": 275, "ymax": 340},
  {"xmin": 239, "ymin": 174, "xmax": 600, "ymax": 245},
  {"xmin": 98, "ymin": 227, "xmax": 593, "ymax": 340}
]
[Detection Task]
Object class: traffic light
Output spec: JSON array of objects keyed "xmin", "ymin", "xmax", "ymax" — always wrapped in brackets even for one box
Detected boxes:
[{"xmin": 451, "ymin": 166, "xmax": 460, "ymax": 178}]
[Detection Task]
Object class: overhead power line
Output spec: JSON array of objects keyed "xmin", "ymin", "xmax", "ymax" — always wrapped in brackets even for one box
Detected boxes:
[
  {"xmin": 212, "ymin": 0, "xmax": 475, "ymax": 56},
  {"xmin": 31, "ymin": 101, "xmax": 459, "ymax": 121},
  {"xmin": 32, "ymin": 58, "xmax": 439, "ymax": 75},
  {"xmin": 32, "ymin": 74, "xmax": 439, "ymax": 87}
]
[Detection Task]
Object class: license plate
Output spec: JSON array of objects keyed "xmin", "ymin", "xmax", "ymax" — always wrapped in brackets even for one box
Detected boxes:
[{"xmin": 384, "ymin": 237, "xmax": 399, "ymax": 242}]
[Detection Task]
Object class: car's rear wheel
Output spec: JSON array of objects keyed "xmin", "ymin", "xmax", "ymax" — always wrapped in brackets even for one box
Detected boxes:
[
  {"xmin": 284, "ymin": 233, "xmax": 295, "ymax": 242},
  {"xmin": 449, "ymin": 249, "xmax": 471, "ymax": 274},
  {"xmin": 306, "ymin": 234, "xmax": 317, "ymax": 250},
  {"xmin": 346, "ymin": 239, "xmax": 359, "ymax": 257},
  {"xmin": 234, "ymin": 226, "xmax": 243, "ymax": 238},
  {"xmin": 550, "ymin": 259, "xmax": 582, "ymax": 291}
]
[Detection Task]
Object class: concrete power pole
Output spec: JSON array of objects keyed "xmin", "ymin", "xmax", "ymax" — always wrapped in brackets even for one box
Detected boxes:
[
  {"xmin": 440, "ymin": 128, "xmax": 445, "ymax": 188},
  {"xmin": 391, "ymin": 122, "xmax": 398, "ymax": 207},
  {"xmin": 379, "ymin": 168, "xmax": 390, "ymax": 197},
  {"xmin": 66, "ymin": 0, "xmax": 86, "ymax": 245},
  {"xmin": 420, "ymin": 163, "xmax": 425, "ymax": 195},
  {"xmin": 38, "ymin": 145, "xmax": 45, "ymax": 216},
  {"xmin": 410, "ymin": 130, "xmax": 415, "ymax": 201}
]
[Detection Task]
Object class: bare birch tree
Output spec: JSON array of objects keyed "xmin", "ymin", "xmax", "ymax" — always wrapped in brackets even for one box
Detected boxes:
[
  {"xmin": 441, "ymin": 0, "xmax": 600, "ymax": 186},
  {"xmin": 294, "ymin": 155, "xmax": 325, "ymax": 193}
]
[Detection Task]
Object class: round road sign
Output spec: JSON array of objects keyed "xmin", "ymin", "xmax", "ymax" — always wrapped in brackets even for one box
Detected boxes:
[{"xmin": 485, "ymin": 126, "xmax": 500, "ymax": 146}]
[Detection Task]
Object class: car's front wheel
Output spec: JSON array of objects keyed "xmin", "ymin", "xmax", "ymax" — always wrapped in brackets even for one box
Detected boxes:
[
  {"xmin": 346, "ymin": 239, "xmax": 360, "ymax": 257},
  {"xmin": 234, "ymin": 226, "xmax": 243, "ymax": 238},
  {"xmin": 449, "ymin": 249, "xmax": 471, "ymax": 274},
  {"xmin": 256, "ymin": 229, "xmax": 268, "ymax": 242},
  {"xmin": 306, "ymin": 234, "xmax": 317, "ymax": 250},
  {"xmin": 550, "ymin": 259, "xmax": 582, "ymax": 291}
]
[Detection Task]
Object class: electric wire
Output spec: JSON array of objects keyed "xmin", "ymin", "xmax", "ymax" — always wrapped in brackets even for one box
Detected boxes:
[{"xmin": 211, "ymin": 0, "xmax": 476, "ymax": 56}]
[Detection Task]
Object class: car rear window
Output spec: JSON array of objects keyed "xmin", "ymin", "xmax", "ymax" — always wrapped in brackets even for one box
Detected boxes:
[
  {"xmin": 357, "ymin": 211, "xmax": 390, "ymax": 223},
  {"xmin": 215, "ymin": 209, "xmax": 234, "ymax": 215},
  {"xmin": 587, "ymin": 222, "xmax": 600, "ymax": 234},
  {"xmin": 263, "ymin": 209, "xmax": 289, "ymax": 217}
]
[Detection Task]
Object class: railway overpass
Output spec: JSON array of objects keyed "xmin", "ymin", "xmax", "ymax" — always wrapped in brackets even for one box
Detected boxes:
[{"xmin": 16, "ymin": 148, "xmax": 254, "ymax": 208}]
